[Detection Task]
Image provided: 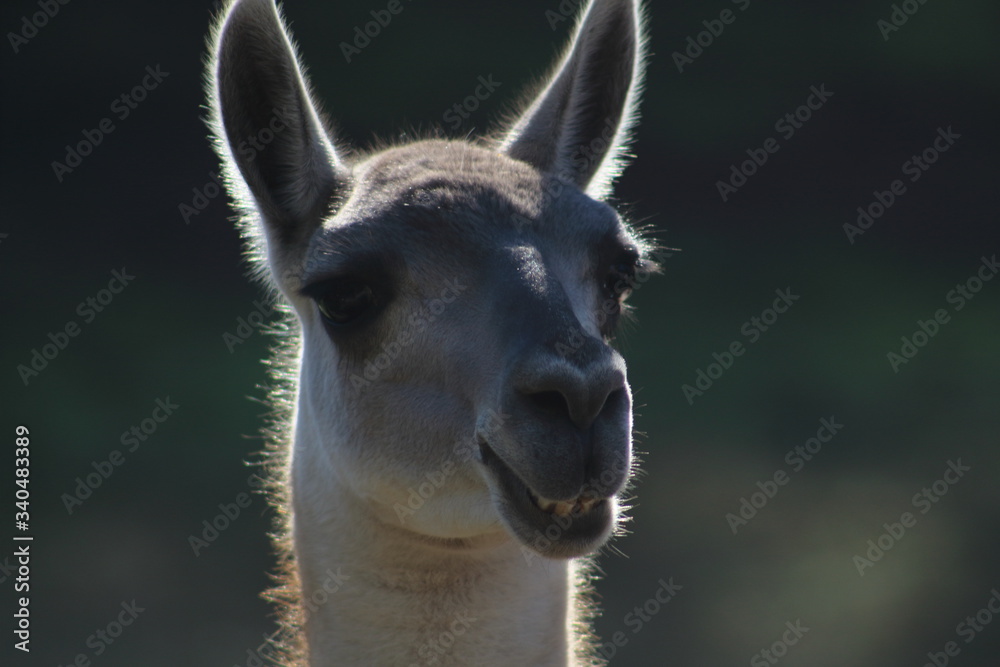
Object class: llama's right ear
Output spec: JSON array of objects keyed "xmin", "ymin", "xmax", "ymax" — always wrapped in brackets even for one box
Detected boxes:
[
  {"xmin": 500, "ymin": 0, "xmax": 643, "ymax": 201},
  {"xmin": 210, "ymin": 0, "xmax": 345, "ymax": 242}
]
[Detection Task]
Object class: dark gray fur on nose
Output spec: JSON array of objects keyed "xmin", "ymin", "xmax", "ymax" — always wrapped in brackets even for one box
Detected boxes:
[
  {"xmin": 497, "ymin": 331, "xmax": 632, "ymax": 501},
  {"xmin": 514, "ymin": 339, "xmax": 627, "ymax": 432}
]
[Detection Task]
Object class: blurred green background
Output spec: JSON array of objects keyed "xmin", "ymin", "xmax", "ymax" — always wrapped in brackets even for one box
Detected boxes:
[{"xmin": 2, "ymin": 0, "xmax": 998, "ymax": 665}]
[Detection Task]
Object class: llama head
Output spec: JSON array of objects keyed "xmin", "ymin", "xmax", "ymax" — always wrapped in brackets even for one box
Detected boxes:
[{"xmin": 210, "ymin": 0, "xmax": 650, "ymax": 559}]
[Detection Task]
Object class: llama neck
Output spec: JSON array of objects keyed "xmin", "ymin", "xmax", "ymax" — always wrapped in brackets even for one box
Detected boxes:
[{"xmin": 289, "ymin": 441, "xmax": 589, "ymax": 667}]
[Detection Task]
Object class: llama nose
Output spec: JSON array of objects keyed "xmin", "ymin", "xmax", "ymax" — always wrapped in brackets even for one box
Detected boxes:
[
  {"xmin": 498, "ymin": 335, "xmax": 633, "ymax": 500},
  {"xmin": 514, "ymin": 343, "xmax": 629, "ymax": 431}
]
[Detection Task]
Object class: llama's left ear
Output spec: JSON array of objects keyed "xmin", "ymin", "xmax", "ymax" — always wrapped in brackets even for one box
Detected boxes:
[
  {"xmin": 210, "ymin": 0, "xmax": 346, "ymax": 244},
  {"xmin": 501, "ymin": 0, "xmax": 644, "ymax": 200}
]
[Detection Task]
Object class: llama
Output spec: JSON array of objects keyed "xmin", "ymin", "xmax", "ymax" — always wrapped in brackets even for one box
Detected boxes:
[{"xmin": 208, "ymin": 0, "xmax": 654, "ymax": 664}]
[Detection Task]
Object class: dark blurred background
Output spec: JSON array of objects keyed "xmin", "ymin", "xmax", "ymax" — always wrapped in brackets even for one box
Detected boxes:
[{"xmin": 2, "ymin": 0, "xmax": 998, "ymax": 665}]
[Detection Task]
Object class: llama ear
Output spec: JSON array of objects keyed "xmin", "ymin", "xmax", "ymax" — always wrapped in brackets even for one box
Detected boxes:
[
  {"xmin": 501, "ymin": 0, "xmax": 644, "ymax": 200},
  {"xmin": 210, "ymin": 0, "xmax": 345, "ymax": 242}
]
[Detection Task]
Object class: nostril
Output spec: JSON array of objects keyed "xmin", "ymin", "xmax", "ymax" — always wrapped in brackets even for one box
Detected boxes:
[
  {"xmin": 601, "ymin": 387, "xmax": 627, "ymax": 417},
  {"xmin": 523, "ymin": 382, "xmax": 625, "ymax": 430},
  {"xmin": 512, "ymin": 351, "xmax": 628, "ymax": 430},
  {"xmin": 527, "ymin": 390, "xmax": 569, "ymax": 417}
]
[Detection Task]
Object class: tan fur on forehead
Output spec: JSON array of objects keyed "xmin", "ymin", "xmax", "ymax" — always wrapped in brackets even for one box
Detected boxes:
[
  {"xmin": 312, "ymin": 139, "xmax": 635, "ymax": 268},
  {"xmin": 347, "ymin": 140, "xmax": 546, "ymax": 222}
]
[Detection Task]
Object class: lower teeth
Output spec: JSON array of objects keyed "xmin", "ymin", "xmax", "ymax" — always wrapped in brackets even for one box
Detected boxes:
[{"xmin": 532, "ymin": 493, "xmax": 598, "ymax": 516}]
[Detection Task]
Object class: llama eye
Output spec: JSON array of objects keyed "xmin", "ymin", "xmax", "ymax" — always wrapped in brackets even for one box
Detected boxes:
[
  {"xmin": 605, "ymin": 261, "xmax": 637, "ymax": 302},
  {"xmin": 311, "ymin": 278, "xmax": 376, "ymax": 326}
]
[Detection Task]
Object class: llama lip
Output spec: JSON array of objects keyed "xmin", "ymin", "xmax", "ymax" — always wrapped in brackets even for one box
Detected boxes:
[
  {"xmin": 478, "ymin": 438, "xmax": 559, "ymax": 514},
  {"xmin": 478, "ymin": 438, "xmax": 613, "ymax": 556},
  {"xmin": 478, "ymin": 440, "xmax": 604, "ymax": 516}
]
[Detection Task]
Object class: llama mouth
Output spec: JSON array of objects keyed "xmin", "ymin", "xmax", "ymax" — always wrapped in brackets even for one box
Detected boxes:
[
  {"xmin": 478, "ymin": 439, "xmax": 613, "ymax": 557},
  {"xmin": 527, "ymin": 489, "xmax": 603, "ymax": 517}
]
